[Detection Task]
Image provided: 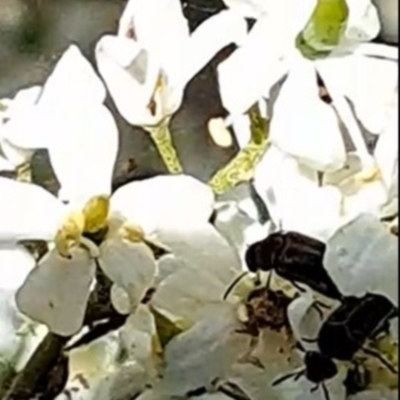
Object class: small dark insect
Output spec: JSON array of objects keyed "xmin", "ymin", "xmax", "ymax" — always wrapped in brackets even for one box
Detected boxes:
[
  {"xmin": 272, "ymin": 350, "xmax": 337, "ymax": 400},
  {"xmin": 303, "ymin": 293, "xmax": 398, "ymax": 373},
  {"xmin": 245, "ymin": 231, "xmax": 343, "ymax": 301}
]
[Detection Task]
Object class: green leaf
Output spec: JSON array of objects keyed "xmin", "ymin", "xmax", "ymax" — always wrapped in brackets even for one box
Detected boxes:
[{"xmin": 296, "ymin": 0, "xmax": 349, "ymax": 59}]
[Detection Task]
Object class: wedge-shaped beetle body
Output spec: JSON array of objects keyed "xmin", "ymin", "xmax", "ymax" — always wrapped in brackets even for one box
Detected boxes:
[
  {"xmin": 245, "ymin": 231, "xmax": 343, "ymax": 300},
  {"xmin": 317, "ymin": 293, "xmax": 398, "ymax": 361}
]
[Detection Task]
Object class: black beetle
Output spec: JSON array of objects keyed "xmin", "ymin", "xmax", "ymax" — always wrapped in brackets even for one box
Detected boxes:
[
  {"xmin": 303, "ymin": 293, "xmax": 398, "ymax": 373},
  {"xmin": 245, "ymin": 231, "xmax": 343, "ymax": 301},
  {"xmin": 272, "ymin": 350, "xmax": 338, "ymax": 400}
]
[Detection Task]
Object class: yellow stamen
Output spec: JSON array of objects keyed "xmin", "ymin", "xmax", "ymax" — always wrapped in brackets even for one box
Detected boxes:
[
  {"xmin": 355, "ymin": 165, "xmax": 381, "ymax": 184},
  {"xmin": 119, "ymin": 222, "xmax": 145, "ymax": 243},
  {"xmin": 82, "ymin": 195, "xmax": 110, "ymax": 234},
  {"xmin": 55, "ymin": 211, "xmax": 85, "ymax": 258}
]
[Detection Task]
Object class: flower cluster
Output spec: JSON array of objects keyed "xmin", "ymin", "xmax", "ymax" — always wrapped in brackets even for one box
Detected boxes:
[{"xmin": 0, "ymin": 0, "xmax": 397, "ymax": 400}]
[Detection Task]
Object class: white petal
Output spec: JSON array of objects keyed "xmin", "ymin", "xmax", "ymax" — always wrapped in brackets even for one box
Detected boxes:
[
  {"xmin": 272, "ymin": 369, "xmax": 346, "ymax": 400},
  {"xmin": 151, "ymin": 224, "xmax": 241, "ymax": 324},
  {"xmin": 39, "ymin": 45, "xmax": 106, "ymax": 114},
  {"xmin": 152, "ymin": 264, "xmax": 232, "ymax": 326},
  {"xmin": 324, "ymin": 153, "xmax": 394, "ymax": 219},
  {"xmin": 0, "ymin": 86, "xmax": 43, "ymax": 151},
  {"xmin": 0, "ymin": 139, "xmax": 34, "ymax": 168},
  {"xmin": 287, "ymin": 293, "xmax": 321, "ymax": 348},
  {"xmin": 229, "ymin": 330, "xmax": 303, "ymax": 400},
  {"xmin": 195, "ymin": 393, "xmax": 232, "ymax": 400},
  {"xmin": 217, "ymin": 17, "xmax": 289, "ymax": 116},
  {"xmin": 324, "ymin": 213, "xmax": 398, "ymax": 304},
  {"xmin": 49, "ymin": 105, "xmax": 118, "ymax": 206},
  {"xmin": 100, "ymin": 238, "xmax": 156, "ymax": 312},
  {"xmin": 213, "ymin": 201, "xmax": 268, "ymax": 261},
  {"xmin": 253, "ymin": 147, "xmax": 343, "ymax": 241},
  {"xmin": 0, "ymin": 178, "xmax": 64, "ymax": 243},
  {"xmin": 111, "ymin": 175, "xmax": 214, "ymax": 234},
  {"xmin": 10, "ymin": 46, "xmax": 106, "ymax": 151},
  {"xmin": 373, "ymin": 0, "xmax": 398, "ymax": 44},
  {"xmin": 88, "ymin": 362, "xmax": 148, "ymax": 400},
  {"xmin": 118, "ymin": 0, "xmax": 189, "ymax": 66},
  {"xmin": 222, "ymin": 0, "xmax": 269, "ymax": 18},
  {"xmin": 120, "ymin": 304, "xmax": 158, "ymax": 376},
  {"xmin": 68, "ymin": 331, "xmax": 120, "ymax": 379},
  {"xmin": 16, "ymin": 248, "xmax": 96, "ymax": 336},
  {"xmin": 231, "ymin": 114, "xmax": 251, "ymax": 149},
  {"xmin": 374, "ymin": 98, "xmax": 398, "ymax": 193},
  {"xmin": 160, "ymin": 303, "xmax": 250, "ymax": 396},
  {"xmin": 349, "ymin": 389, "xmax": 398, "ymax": 400},
  {"xmin": 154, "ymin": 223, "xmax": 241, "ymax": 280},
  {"xmin": 271, "ymin": 60, "xmax": 346, "ymax": 172},
  {"xmin": 0, "ymin": 155, "xmax": 15, "ymax": 171},
  {"xmin": 341, "ymin": 0, "xmax": 380, "ymax": 44},
  {"xmin": 353, "ymin": 43, "xmax": 398, "ymax": 60},
  {"xmin": 316, "ymin": 54, "xmax": 398, "ymax": 135},
  {"xmin": 155, "ymin": 253, "xmax": 186, "ymax": 285},
  {"xmin": 95, "ymin": 35, "xmax": 160, "ymax": 126},
  {"xmin": 178, "ymin": 10, "xmax": 247, "ymax": 88},
  {"xmin": 229, "ymin": 363, "xmax": 278, "ymax": 400},
  {"xmin": 0, "ymin": 245, "xmax": 35, "ymax": 291},
  {"xmin": 110, "ymin": 284, "xmax": 132, "ymax": 315},
  {"xmin": 2, "ymin": 86, "xmax": 42, "ymax": 120}
]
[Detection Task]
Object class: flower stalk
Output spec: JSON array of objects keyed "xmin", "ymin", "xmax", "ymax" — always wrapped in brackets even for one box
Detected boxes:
[
  {"xmin": 146, "ymin": 123, "xmax": 183, "ymax": 174},
  {"xmin": 208, "ymin": 106, "xmax": 270, "ymax": 194}
]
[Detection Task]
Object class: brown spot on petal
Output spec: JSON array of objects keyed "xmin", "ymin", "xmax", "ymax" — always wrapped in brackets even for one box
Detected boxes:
[
  {"xmin": 317, "ymin": 74, "xmax": 332, "ymax": 104},
  {"xmin": 126, "ymin": 25, "xmax": 137, "ymax": 40}
]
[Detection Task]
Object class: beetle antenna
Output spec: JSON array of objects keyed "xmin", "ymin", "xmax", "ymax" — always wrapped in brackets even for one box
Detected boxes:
[
  {"xmin": 294, "ymin": 341, "xmax": 306, "ymax": 353},
  {"xmin": 361, "ymin": 347, "xmax": 398, "ymax": 374},
  {"xmin": 321, "ymin": 383, "xmax": 331, "ymax": 400},
  {"xmin": 271, "ymin": 369, "xmax": 304, "ymax": 386},
  {"xmin": 301, "ymin": 337, "xmax": 318, "ymax": 343},
  {"xmin": 223, "ymin": 271, "xmax": 250, "ymax": 300}
]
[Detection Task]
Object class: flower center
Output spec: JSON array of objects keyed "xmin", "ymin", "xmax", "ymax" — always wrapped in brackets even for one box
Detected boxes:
[
  {"xmin": 119, "ymin": 222, "xmax": 145, "ymax": 243},
  {"xmin": 55, "ymin": 195, "xmax": 110, "ymax": 258}
]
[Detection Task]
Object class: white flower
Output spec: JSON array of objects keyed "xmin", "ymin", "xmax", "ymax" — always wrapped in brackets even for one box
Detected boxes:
[
  {"xmin": 0, "ymin": 172, "xmax": 216, "ymax": 337},
  {"xmin": 217, "ymin": 0, "xmax": 396, "ymax": 177},
  {"xmin": 95, "ymin": 0, "xmax": 247, "ymax": 127},
  {"xmin": 1, "ymin": 45, "xmax": 115, "ymax": 206},
  {"xmin": 0, "ymin": 86, "xmax": 42, "ymax": 172}
]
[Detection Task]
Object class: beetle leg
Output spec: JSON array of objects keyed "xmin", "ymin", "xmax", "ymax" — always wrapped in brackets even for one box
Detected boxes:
[
  {"xmin": 361, "ymin": 346, "xmax": 398, "ymax": 374},
  {"xmin": 290, "ymin": 280, "xmax": 307, "ymax": 293},
  {"xmin": 223, "ymin": 271, "xmax": 251, "ymax": 300},
  {"xmin": 310, "ymin": 383, "xmax": 320, "ymax": 392},
  {"xmin": 271, "ymin": 369, "xmax": 305, "ymax": 386},
  {"xmin": 314, "ymin": 300, "xmax": 331, "ymax": 309},
  {"xmin": 311, "ymin": 303, "xmax": 324, "ymax": 320},
  {"xmin": 301, "ymin": 337, "xmax": 318, "ymax": 343},
  {"xmin": 321, "ymin": 383, "xmax": 331, "ymax": 400}
]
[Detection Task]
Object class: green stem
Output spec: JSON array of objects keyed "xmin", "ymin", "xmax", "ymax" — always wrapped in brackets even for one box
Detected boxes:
[
  {"xmin": 147, "ymin": 123, "xmax": 183, "ymax": 174},
  {"xmin": 208, "ymin": 107, "xmax": 270, "ymax": 195}
]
